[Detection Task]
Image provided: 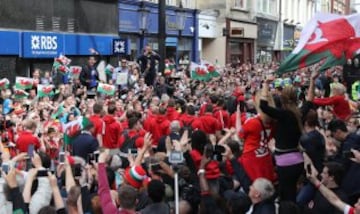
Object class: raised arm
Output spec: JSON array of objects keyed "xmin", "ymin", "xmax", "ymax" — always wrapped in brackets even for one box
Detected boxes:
[{"xmin": 260, "ymin": 82, "xmax": 286, "ymax": 120}]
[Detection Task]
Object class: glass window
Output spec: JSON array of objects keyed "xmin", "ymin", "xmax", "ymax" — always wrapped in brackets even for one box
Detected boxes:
[{"xmin": 234, "ymin": 0, "xmax": 246, "ymax": 9}]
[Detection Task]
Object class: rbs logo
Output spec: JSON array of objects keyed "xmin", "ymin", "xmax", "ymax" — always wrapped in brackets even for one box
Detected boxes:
[{"xmin": 31, "ymin": 35, "xmax": 58, "ymax": 50}]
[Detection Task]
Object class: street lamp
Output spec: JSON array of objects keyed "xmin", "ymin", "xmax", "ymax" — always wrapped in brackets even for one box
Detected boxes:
[
  {"xmin": 175, "ymin": 1, "xmax": 186, "ymax": 36},
  {"xmin": 138, "ymin": 1, "xmax": 150, "ymax": 52}
]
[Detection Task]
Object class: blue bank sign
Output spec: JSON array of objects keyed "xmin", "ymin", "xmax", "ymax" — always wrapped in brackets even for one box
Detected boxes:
[{"xmin": 22, "ymin": 32, "xmax": 64, "ymax": 58}]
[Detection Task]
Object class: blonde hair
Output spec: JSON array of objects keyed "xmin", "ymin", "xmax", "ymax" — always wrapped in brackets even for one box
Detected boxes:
[{"xmin": 331, "ymin": 83, "xmax": 346, "ymax": 95}]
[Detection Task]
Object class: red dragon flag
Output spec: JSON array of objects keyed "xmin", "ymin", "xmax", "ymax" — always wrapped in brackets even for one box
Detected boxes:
[
  {"xmin": 0, "ymin": 78, "xmax": 10, "ymax": 90},
  {"xmin": 278, "ymin": 13, "xmax": 360, "ymax": 74},
  {"xmin": 97, "ymin": 83, "xmax": 115, "ymax": 96},
  {"xmin": 37, "ymin": 84, "xmax": 55, "ymax": 98},
  {"xmin": 70, "ymin": 66, "xmax": 82, "ymax": 79},
  {"xmin": 15, "ymin": 77, "xmax": 34, "ymax": 90}
]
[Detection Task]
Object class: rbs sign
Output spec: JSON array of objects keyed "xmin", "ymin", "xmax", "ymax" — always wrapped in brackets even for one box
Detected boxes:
[
  {"xmin": 22, "ymin": 32, "xmax": 64, "ymax": 58},
  {"xmin": 31, "ymin": 35, "xmax": 58, "ymax": 50}
]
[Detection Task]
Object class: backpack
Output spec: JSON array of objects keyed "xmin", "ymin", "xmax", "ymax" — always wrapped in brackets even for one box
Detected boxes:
[{"xmin": 119, "ymin": 130, "xmax": 139, "ymax": 153}]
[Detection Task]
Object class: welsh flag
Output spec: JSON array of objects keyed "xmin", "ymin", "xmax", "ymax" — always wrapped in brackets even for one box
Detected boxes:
[
  {"xmin": 164, "ymin": 59, "xmax": 175, "ymax": 76},
  {"xmin": 190, "ymin": 62, "xmax": 211, "ymax": 81},
  {"xmin": 37, "ymin": 84, "xmax": 55, "ymax": 98},
  {"xmin": 97, "ymin": 83, "xmax": 116, "ymax": 95},
  {"xmin": 278, "ymin": 13, "xmax": 360, "ymax": 74},
  {"xmin": 105, "ymin": 64, "xmax": 115, "ymax": 75},
  {"xmin": 202, "ymin": 60, "xmax": 220, "ymax": 78},
  {"xmin": 70, "ymin": 66, "xmax": 82, "ymax": 79},
  {"xmin": 63, "ymin": 116, "xmax": 90, "ymax": 144},
  {"xmin": 0, "ymin": 78, "xmax": 10, "ymax": 90},
  {"xmin": 14, "ymin": 88, "xmax": 29, "ymax": 99},
  {"xmin": 53, "ymin": 55, "xmax": 71, "ymax": 74},
  {"xmin": 51, "ymin": 105, "xmax": 65, "ymax": 119},
  {"xmin": 15, "ymin": 77, "xmax": 33, "ymax": 90}
]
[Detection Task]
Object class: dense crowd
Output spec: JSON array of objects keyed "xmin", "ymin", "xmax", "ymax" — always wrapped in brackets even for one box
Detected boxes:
[{"xmin": 0, "ymin": 46, "xmax": 360, "ymax": 214}]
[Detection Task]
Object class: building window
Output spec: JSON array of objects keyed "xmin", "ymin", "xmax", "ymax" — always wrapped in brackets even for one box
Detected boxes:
[
  {"xmin": 166, "ymin": 0, "xmax": 176, "ymax": 6},
  {"xmin": 257, "ymin": 0, "xmax": 277, "ymax": 15},
  {"xmin": 234, "ymin": 0, "xmax": 247, "ymax": 9}
]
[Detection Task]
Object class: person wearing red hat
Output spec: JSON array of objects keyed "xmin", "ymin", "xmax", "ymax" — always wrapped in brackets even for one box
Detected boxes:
[
  {"xmin": 124, "ymin": 165, "xmax": 148, "ymax": 189},
  {"xmin": 98, "ymin": 149, "xmax": 141, "ymax": 214}
]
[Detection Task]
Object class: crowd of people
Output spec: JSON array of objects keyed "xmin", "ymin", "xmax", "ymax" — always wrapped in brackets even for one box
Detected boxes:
[{"xmin": 0, "ymin": 46, "xmax": 360, "ymax": 214}]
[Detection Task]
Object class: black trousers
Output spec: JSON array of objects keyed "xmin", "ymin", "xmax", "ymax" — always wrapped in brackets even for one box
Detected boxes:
[{"xmin": 277, "ymin": 162, "xmax": 304, "ymax": 202}]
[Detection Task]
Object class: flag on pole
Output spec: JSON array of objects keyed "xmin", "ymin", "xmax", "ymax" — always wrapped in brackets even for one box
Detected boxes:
[
  {"xmin": 15, "ymin": 77, "xmax": 33, "ymax": 90},
  {"xmin": 0, "ymin": 78, "xmax": 10, "ymax": 90},
  {"xmin": 37, "ymin": 84, "xmax": 55, "ymax": 98},
  {"xmin": 278, "ymin": 13, "xmax": 360, "ymax": 74},
  {"xmin": 97, "ymin": 83, "xmax": 116, "ymax": 95}
]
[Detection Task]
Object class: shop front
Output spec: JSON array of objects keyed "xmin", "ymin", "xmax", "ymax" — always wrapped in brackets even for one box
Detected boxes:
[
  {"xmin": 281, "ymin": 24, "xmax": 295, "ymax": 60},
  {"xmin": 118, "ymin": 1, "xmax": 198, "ymax": 64},
  {"xmin": 0, "ymin": 30, "xmax": 118, "ymax": 80},
  {"xmin": 226, "ymin": 19, "xmax": 257, "ymax": 65},
  {"xmin": 256, "ymin": 18, "xmax": 278, "ymax": 63}
]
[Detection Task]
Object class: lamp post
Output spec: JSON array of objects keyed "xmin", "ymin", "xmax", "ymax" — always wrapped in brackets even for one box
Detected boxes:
[
  {"xmin": 175, "ymin": 1, "xmax": 186, "ymax": 36},
  {"xmin": 138, "ymin": 1, "xmax": 150, "ymax": 53},
  {"xmin": 158, "ymin": 0, "xmax": 166, "ymax": 75}
]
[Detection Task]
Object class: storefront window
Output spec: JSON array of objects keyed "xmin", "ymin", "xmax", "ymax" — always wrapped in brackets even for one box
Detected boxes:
[
  {"xmin": 178, "ymin": 38, "xmax": 192, "ymax": 65},
  {"xmin": 230, "ymin": 41, "xmax": 242, "ymax": 64}
]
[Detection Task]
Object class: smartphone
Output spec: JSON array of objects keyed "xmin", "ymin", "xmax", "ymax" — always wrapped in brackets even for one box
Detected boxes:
[
  {"xmin": 87, "ymin": 153, "xmax": 94, "ymax": 164},
  {"xmin": 74, "ymin": 164, "xmax": 82, "ymax": 177},
  {"xmin": 59, "ymin": 152, "xmax": 65, "ymax": 164},
  {"xmin": 128, "ymin": 148, "xmax": 138, "ymax": 156},
  {"xmin": 50, "ymin": 160, "xmax": 55, "ymax": 174},
  {"xmin": 93, "ymin": 151, "xmax": 100, "ymax": 163},
  {"xmin": 343, "ymin": 150, "xmax": 355, "ymax": 159},
  {"xmin": 37, "ymin": 169, "xmax": 48, "ymax": 177},
  {"xmin": 28, "ymin": 144, "xmax": 34, "ymax": 159},
  {"xmin": 306, "ymin": 164, "xmax": 312, "ymax": 174},
  {"xmin": 26, "ymin": 158, "xmax": 33, "ymax": 171},
  {"xmin": 2, "ymin": 164, "xmax": 9, "ymax": 174}
]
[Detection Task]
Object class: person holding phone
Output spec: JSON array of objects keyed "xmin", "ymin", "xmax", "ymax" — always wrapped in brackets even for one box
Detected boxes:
[
  {"xmin": 307, "ymin": 162, "xmax": 360, "ymax": 214},
  {"xmin": 304, "ymin": 162, "xmax": 349, "ymax": 214},
  {"xmin": 327, "ymin": 119, "xmax": 360, "ymax": 204}
]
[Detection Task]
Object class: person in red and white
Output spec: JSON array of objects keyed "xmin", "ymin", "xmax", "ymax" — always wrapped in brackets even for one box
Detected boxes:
[{"xmin": 239, "ymin": 94, "xmax": 277, "ymax": 183}]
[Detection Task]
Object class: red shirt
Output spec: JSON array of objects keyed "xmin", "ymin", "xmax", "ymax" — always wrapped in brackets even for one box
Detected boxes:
[
  {"xmin": 214, "ymin": 109, "xmax": 230, "ymax": 129},
  {"xmin": 166, "ymin": 107, "xmax": 180, "ymax": 121},
  {"xmin": 179, "ymin": 113, "xmax": 204, "ymax": 130},
  {"xmin": 199, "ymin": 113, "xmax": 221, "ymax": 134},
  {"xmin": 313, "ymin": 95, "xmax": 351, "ymax": 120},
  {"xmin": 16, "ymin": 131, "xmax": 40, "ymax": 153},
  {"xmin": 149, "ymin": 115, "xmax": 170, "ymax": 145},
  {"xmin": 89, "ymin": 114, "xmax": 104, "ymax": 137}
]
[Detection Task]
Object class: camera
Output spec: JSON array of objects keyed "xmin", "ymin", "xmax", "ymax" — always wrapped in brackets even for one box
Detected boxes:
[{"xmin": 169, "ymin": 151, "xmax": 184, "ymax": 165}]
